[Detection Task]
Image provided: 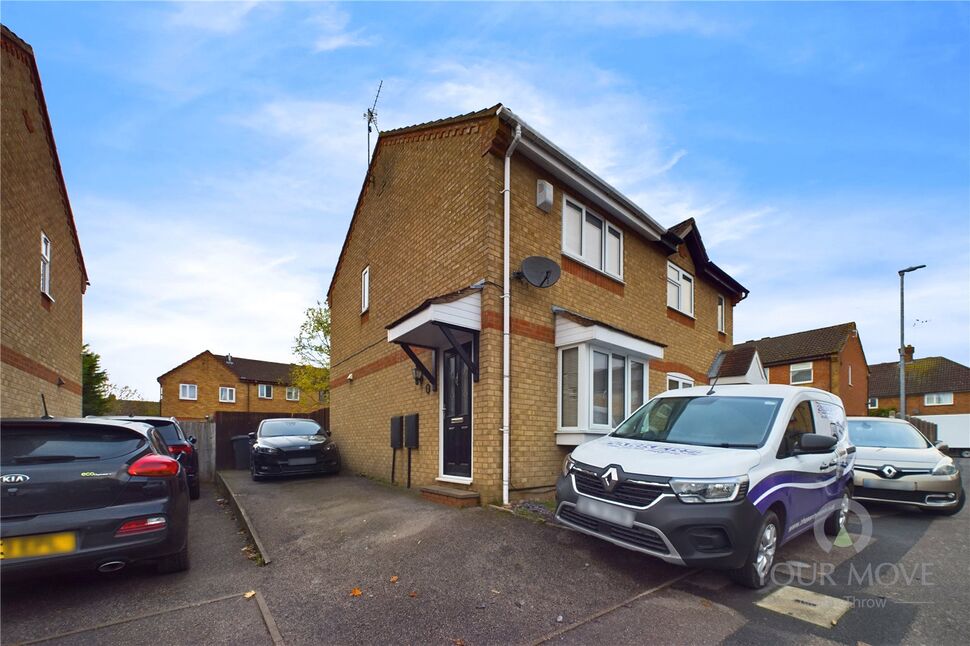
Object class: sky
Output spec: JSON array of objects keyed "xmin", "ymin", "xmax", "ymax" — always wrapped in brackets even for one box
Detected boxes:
[{"xmin": 3, "ymin": 1, "xmax": 968, "ymax": 397}]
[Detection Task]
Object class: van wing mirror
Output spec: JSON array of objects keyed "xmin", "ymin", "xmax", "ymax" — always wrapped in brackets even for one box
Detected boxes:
[{"xmin": 795, "ymin": 433, "xmax": 837, "ymax": 454}]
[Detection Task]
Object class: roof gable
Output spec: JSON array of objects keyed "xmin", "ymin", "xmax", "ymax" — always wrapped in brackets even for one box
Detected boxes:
[
  {"xmin": 869, "ymin": 356, "xmax": 970, "ymax": 397},
  {"xmin": 662, "ymin": 218, "xmax": 747, "ymax": 300},
  {"xmin": 1, "ymin": 25, "xmax": 88, "ymax": 291},
  {"xmin": 157, "ymin": 350, "xmax": 297, "ymax": 385},
  {"xmin": 741, "ymin": 322, "xmax": 858, "ymax": 366}
]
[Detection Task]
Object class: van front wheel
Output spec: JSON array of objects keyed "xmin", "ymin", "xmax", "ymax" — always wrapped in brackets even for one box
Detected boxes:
[{"xmin": 730, "ymin": 511, "xmax": 779, "ymax": 589}]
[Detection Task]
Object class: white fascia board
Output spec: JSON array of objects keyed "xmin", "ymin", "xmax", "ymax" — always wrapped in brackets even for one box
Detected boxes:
[
  {"xmin": 555, "ymin": 314, "xmax": 664, "ymax": 359},
  {"xmin": 387, "ymin": 292, "xmax": 482, "ymax": 343}
]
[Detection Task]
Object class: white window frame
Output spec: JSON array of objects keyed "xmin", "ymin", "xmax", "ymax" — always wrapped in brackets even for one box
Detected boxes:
[
  {"xmin": 561, "ymin": 196, "xmax": 623, "ymax": 279},
  {"xmin": 790, "ymin": 362, "xmax": 813, "ymax": 385},
  {"xmin": 557, "ymin": 343, "xmax": 647, "ymax": 432},
  {"xmin": 717, "ymin": 295, "xmax": 726, "ymax": 333},
  {"xmin": 179, "ymin": 383, "xmax": 197, "ymax": 401},
  {"xmin": 361, "ymin": 266, "xmax": 370, "ymax": 314},
  {"xmin": 666, "ymin": 262, "xmax": 694, "ymax": 316},
  {"xmin": 666, "ymin": 373, "xmax": 694, "ymax": 391},
  {"xmin": 219, "ymin": 386, "xmax": 236, "ymax": 403},
  {"xmin": 258, "ymin": 384, "xmax": 273, "ymax": 399},
  {"xmin": 286, "ymin": 386, "xmax": 300, "ymax": 401},
  {"xmin": 848, "ymin": 365, "xmax": 853, "ymax": 386},
  {"xmin": 924, "ymin": 392, "xmax": 953, "ymax": 406},
  {"xmin": 867, "ymin": 397, "xmax": 878, "ymax": 410},
  {"xmin": 40, "ymin": 232, "xmax": 52, "ymax": 298}
]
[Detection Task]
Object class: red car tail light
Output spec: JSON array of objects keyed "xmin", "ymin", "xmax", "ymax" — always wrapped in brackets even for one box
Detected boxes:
[
  {"xmin": 115, "ymin": 516, "xmax": 167, "ymax": 537},
  {"xmin": 128, "ymin": 454, "xmax": 180, "ymax": 477},
  {"xmin": 167, "ymin": 444, "xmax": 194, "ymax": 457}
]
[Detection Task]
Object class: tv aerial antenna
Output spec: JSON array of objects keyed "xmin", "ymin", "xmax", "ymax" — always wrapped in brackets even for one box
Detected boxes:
[{"xmin": 364, "ymin": 80, "xmax": 383, "ymax": 165}]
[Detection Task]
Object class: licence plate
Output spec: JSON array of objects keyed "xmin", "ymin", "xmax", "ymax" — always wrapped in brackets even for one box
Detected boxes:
[
  {"xmin": 863, "ymin": 479, "xmax": 916, "ymax": 491},
  {"xmin": 288, "ymin": 457, "xmax": 316, "ymax": 466},
  {"xmin": 576, "ymin": 497, "xmax": 635, "ymax": 528},
  {"xmin": 0, "ymin": 532, "xmax": 77, "ymax": 560}
]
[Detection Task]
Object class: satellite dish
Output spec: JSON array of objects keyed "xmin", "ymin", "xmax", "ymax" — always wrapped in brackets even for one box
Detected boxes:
[{"xmin": 519, "ymin": 256, "xmax": 560, "ymax": 288}]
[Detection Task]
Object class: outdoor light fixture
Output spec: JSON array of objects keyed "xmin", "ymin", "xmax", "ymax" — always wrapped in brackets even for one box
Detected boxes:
[
  {"xmin": 898, "ymin": 264, "xmax": 926, "ymax": 418},
  {"xmin": 412, "ymin": 366, "xmax": 424, "ymax": 386}
]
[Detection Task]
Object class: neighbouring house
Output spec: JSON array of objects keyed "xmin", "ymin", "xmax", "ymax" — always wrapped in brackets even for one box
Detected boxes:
[
  {"xmin": 868, "ymin": 347, "xmax": 970, "ymax": 451},
  {"xmin": 730, "ymin": 322, "xmax": 869, "ymax": 416},
  {"xmin": 709, "ymin": 345, "xmax": 768, "ymax": 385},
  {"xmin": 157, "ymin": 351, "xmax": 325, "ymax": 420},
  {"xmin": 105, "ymin": 398, "xmax": 161, "ymax": 417},
  {"xmin": 1, "ymin": 25, "xmax": 88, "ymax": 417},
  {"xmin": 327, "ymin": 105, "xmax": 748, "ymax": 506}
]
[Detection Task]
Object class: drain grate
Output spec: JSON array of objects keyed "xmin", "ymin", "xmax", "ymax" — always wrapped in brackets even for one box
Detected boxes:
[{"xmin": 756, "ymin": 585, "xmax": 853, "ymax": 628}]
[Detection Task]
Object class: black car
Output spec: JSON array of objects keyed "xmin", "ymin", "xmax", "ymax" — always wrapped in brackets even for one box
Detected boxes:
[
  {"xmin": 0, "ymin": 418, "xmax": 190, "ymax": 577},
  {"xmin": 250, "ymin": 418, "xmax": 340, "ymax": 481},
  {"xmin": 98, "ymin": 416, "xmax": 200, "ymax": 500}
]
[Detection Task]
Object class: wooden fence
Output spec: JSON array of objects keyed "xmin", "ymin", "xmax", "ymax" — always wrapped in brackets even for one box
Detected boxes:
[
  {"xmin": 180, "ymin": 421, "xmax": 216, "ymax": 482},
  {"xmin": 902, "ymin": 414, "xmax": 938, "ymax": 443},
  {"xmin": 211, "ymin": 409, "xmax": 330, "ymax": 471}
]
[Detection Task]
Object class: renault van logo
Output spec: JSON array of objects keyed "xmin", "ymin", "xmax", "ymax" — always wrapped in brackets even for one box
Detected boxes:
[
  {"xmin": 880, "ymin": 465, "xmax": 898, "ymax": 479},
  {"xmin": 1, "ymin": 474, "xmax": 29, "ymax": 484},
  {"xmin": 601, "ymin": 467, "xmax": 620, "ymax": 493}
]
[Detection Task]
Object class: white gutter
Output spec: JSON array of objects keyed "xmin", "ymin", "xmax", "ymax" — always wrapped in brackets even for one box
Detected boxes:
[{"xmin": 502, "ymin": 122, "xmax": 522, "ymax": 506}]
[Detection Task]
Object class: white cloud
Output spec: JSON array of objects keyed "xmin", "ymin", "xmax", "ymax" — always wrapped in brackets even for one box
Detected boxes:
[
  {"xmin": 308, "ymin": 4, "xmax": 376, "ymax": 52},
  {"xmin": 167, "ymin": 1, "xmax": 260, "ymax": 34}
]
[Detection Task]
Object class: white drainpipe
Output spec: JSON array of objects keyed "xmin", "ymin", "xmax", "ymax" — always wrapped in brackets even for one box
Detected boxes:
[{"xmin": 502, "ymin": 122, "xmax": 522, "ymax": 506}]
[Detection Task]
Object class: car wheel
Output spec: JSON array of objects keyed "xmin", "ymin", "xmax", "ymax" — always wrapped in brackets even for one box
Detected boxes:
[
  {"xmin": 156, "ymin": 546, "xmax": 190, "ymax": 574},
  {"xmin": 824, "ymin": 489, "xmax": 851, "ymax": 536},
  {"xmin": 927, "ymin": 488, "xmax": 965, "ymax": 516},
  {"xmin": 960, "ymin": 449, "xmax": 970, "ymax": 459},
  {"xmin": 730, "ymin": 511, "xmax": 779, "ymax": 589},
  {"xmin": 189, "ymin": 479, "xmax": 201, "ymax": 500}
]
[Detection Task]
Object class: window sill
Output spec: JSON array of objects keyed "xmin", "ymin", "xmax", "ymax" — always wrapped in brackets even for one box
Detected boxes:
[
  {"xmin": 556, "ymin": 428, "xmax": 611, "ymax": 446},
  {"xmin": 790, "ymin": 381, "xmax": 813, "ymax": 386},
  {"xmin": 179, "ymin": 398, "xmax": 197, "ymax": 402},
  {"xmin": 436, "ymin": 475, "xmax": 473, "ymax": 485}
]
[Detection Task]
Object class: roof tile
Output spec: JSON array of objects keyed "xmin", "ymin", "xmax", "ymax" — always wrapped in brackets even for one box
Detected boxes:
[
  {"xmin": 869, "ymin": 357, "xmax": 970, "ymax": 397},
  {"xmin": 738, "ymin": 323, "xmax": 857, "ymax": 366}
]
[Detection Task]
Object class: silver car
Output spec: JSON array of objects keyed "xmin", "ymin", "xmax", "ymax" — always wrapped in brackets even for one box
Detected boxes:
[{"xmin": 847, "ymin": 417, "xmax": 964, "ymax": 515}]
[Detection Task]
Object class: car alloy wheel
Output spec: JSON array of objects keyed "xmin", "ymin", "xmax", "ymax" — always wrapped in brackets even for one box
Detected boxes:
[{"xmin": 755, "ymin": 522, "xmax": 777, "ymax": 579}]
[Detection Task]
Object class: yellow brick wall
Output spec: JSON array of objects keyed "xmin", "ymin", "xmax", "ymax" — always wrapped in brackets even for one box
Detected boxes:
[
  {"xmin": 1, "ymin": 35, "xmax": 84, "ymax": 418},
  {"xmin": 159, "ymin": 352, "xmax": 317, "ymax": 420}
]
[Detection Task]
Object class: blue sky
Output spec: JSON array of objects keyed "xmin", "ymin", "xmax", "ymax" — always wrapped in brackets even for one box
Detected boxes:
[{"xmin": 4, "ymin": 1, "xmax": 968, "ymax": 396}]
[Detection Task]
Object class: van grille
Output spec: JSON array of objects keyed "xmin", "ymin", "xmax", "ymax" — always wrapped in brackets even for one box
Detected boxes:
[
  {"xmin": 572, "ymin": 470, "xmax": 666, "ymax": 507},
  {"xmin": 559, "ymin": 506, "xmax": 669, "ymax": 554}
]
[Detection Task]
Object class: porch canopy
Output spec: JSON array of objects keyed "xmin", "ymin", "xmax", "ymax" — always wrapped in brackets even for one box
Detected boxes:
[
  {"xmin": 386, "ymin": 287, "xmax": 482, "ymax": 391},
  {"xmin": 553, "ymin": 307, "xmax": 665, "ymax": 360}
]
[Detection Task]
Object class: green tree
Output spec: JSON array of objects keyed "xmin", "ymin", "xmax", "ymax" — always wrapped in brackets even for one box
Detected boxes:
[
  {"xmin": 290, "ymin": 302, "xmax": 331, "ymax": 406},
  {"xmin": 82, "ymin": 344, "xmax": 111, "ymax": 416}
]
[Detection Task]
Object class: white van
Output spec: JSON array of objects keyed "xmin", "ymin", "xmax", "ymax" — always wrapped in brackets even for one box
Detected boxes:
[{"xmin": 555, "ymin": 384, "xmax": 855, "ymax": 588}]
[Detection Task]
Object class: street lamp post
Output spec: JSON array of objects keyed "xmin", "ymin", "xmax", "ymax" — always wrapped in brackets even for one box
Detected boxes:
[{"xmin": 898, "ymin": 264, "xmax": 926, "ymax": 418}]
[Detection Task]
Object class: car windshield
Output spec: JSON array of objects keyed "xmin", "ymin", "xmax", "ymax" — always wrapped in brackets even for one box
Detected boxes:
[
  {"xmin": 259, "ymin": 419, "xmax": 321, "ymax": 438},
  {"xmin": 611, "ymin": 396, "xmax": 783, "ymax": 448},
  {"xmin": 848, "ymin": 419, "xmax": 929, "ymax": 449},
  {"xmin": 144, "ymin": 421, "xmax": 181, "ymax": 444}
]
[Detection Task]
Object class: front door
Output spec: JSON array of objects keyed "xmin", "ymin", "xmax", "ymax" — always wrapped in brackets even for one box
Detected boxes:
[{"xmin": 442, "ymin": 344, "xmax": 472, "ymax": 478}]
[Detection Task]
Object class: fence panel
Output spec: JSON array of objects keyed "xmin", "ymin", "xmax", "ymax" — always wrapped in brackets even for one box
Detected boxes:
[
  {"xmin": 212, "ymin": 409, "xmax": 329, "ymax": 470},
  {"xmin": 180, "ymin": 421, "xmax": 216, "ymax": 482},
  {"xmin": 902, "ymin": 414, "xmax": 938, "ymax": 443}
]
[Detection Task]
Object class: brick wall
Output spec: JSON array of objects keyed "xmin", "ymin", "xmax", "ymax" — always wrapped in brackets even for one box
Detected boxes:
[
  {"xmin": 835, "ymin": 332, "xmax": 868, "ymax": 416},
  {"xmin": 766, "ymin": 358, "xmax": 833, "ymax": 392},
  {"xmin": 1, "ymin": 33, "xmax": 84, "ymax": 417},
  {"xmin": 872, "ymin": 391, "xmax": 970, "ymax": 416},
  {"xmin": 159, "ymin": 352, "xmax": 318, "ymax": 420}
]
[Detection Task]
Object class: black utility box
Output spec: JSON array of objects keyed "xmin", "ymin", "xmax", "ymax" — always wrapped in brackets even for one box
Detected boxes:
[
  {"xmin": 390, "ymin": 416, "xmax": 403, "ymax": 449},
  {"xmin": 404, "ymin": 414, "xmax": 419, "ymax": 449}
]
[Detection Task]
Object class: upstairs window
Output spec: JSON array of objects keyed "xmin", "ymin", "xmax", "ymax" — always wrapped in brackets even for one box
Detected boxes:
[
  {"xmin": 286, "ymin": 387, "xmax": 300, "ymax": 401},
  {"xmin": 790, "ymin": 362, "xmax": 813, "ymax": 385},
  {"xmin": 219, "ymin": 387, "xmax": 236, "ymax": 403},
  {"xmin": 258, "ymin": 384, "xmax": 273, "ymax": 399},
  {"xmin": 361, "ymin": 266, "xmax": 370, "ymax": 313},
  {"xmin": 717, "ymin": 295, "xmax": 726, "ymax": 333},
  {"xmin": 666, "ymin": 263, "xmax": 693, "ymax": 316},
  {"xmin": 179, "ymin": 384, "xmax": 197, "ymax": 400},
  {"xmin": 40, "ymin": 232, "xmax": 52, "ymax": 298},
  {"xmin": 924, "ymin": 392, "xmax": 953, "ymax": 406},
  {"xmin": 562, "ymin": 198, "xmax": 622, "ymax": 279}
]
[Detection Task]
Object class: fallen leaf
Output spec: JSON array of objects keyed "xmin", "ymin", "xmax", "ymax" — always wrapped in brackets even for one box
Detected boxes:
[
  {"xmin": 390, "ymin": 575, "xmax": 399, "ymax": 583},
  {"xmin": 350, "ymin": 588, "xmax": 362, "ymax": 597},
  {"xmin": 244, "ymin": 591, "xmax": 256, "ymax": 599},
  {"xmin": 409, "ymin": 591, "xmax": 418, "ymax": 598},
  {"xmin": 490, "ymin": 589, "xmax": 501, "ymax": 595},
  {"xmin": 452, "ymin": 640, "xmax": 465, "ymax": 646}
]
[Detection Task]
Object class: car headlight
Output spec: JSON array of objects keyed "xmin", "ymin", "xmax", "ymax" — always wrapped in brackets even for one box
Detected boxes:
[
  {"xmin": 932, "ymin": 460, "xmax": 958, "ymax": 476},
  {"xmin": 562, "ymin": 455, "xmax": 575, "ymax": 477},
  {"xmin": 255, "ymin": 446, "xmax": 281, "ymax": 455},
  {"xmin": 670, "ymin": 476, "xmax": 748, "ymax": 503}
]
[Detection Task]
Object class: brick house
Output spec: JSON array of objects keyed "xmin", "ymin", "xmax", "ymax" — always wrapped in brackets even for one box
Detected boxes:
[
  {"xmin": 158, "ymin": 351, "xmax": 323, "ymax": 420},
  {"xmin": 327, "ymin": 105, "xmax": 748, "ymax": 505},
  {"xmin": 732, "ymin": 322, "xmax": 869, "ymax": 416},
  {"xmin": 1, "ymin": 25, "xmax": 88, "ymax": 417},
  {"xmin": 868, "ymin": 347, "xmax": 970, "ymax": 451}
]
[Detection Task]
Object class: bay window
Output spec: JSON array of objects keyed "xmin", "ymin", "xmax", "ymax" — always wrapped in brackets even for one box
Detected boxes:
[
  {"xmin": 559, "ymin": 344, "xmax": 647, "ymax": 431},
  {"xmin": 561, "ymin": 197, "xmax": 623, "ymax": 279}
]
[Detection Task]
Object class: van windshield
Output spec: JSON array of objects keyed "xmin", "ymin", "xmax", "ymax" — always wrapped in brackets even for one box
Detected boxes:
[{"xmin": 611, "ymin": 396, "xmax": 783, "ymax": 448}]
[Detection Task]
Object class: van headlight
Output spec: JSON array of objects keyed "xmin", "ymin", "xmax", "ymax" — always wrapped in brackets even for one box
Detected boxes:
[
  {"xmin": 932, "ymin": 460, "xmax": 958, "ymax": 476},
  {"xmin": 562, "ymin": 455, "xmax": 575, "ymax": 477},
  {"xmin": 670, "ymin": 476, "xmax": 748, "ymax": 503}
]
